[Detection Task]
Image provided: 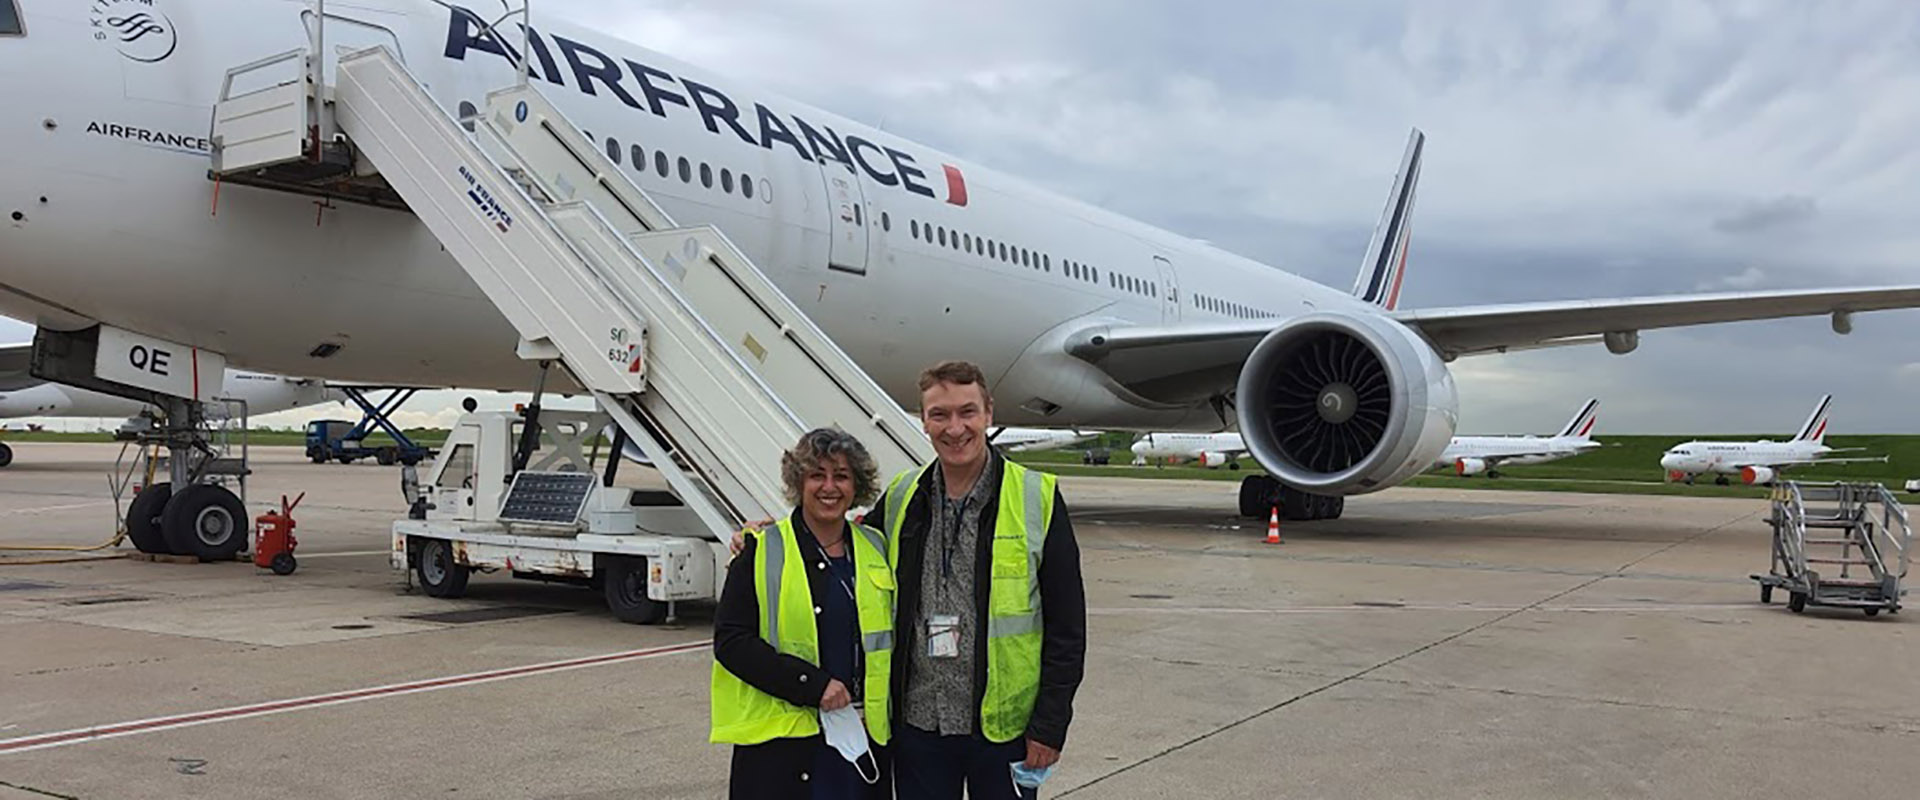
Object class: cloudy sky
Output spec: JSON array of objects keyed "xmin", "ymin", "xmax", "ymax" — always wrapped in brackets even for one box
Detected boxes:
[{"xmin": 6, "ymin": 0, "xmax": 1917, "ymax": 434}]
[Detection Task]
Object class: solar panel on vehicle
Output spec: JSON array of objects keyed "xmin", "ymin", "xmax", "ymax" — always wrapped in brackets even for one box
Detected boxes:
[{"xmin": 499, "ymin": 470, "xmax": 595, "ymax": 525}]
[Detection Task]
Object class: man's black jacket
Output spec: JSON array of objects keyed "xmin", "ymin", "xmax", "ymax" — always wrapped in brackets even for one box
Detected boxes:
[{"xmin": 865, "ymin": 448, "xmax": 1087, "ymax": 750}]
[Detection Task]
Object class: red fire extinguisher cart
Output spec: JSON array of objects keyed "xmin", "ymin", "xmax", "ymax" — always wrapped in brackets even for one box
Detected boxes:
[{"xmin": 253, "ymin": 493, "xmax": 306, "ymax": 575}]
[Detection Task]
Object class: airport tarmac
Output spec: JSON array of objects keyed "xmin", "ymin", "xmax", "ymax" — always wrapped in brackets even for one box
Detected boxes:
[{"xmin": 1, "ymin": 441, "xmax": 1916, "ymax": 799}]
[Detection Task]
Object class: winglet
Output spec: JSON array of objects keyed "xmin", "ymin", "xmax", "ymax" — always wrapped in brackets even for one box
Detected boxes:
[
  {"xmin": 1794, "ymin": 394, "xmax": 1833, "ymax": 443},
  {"xmin": 1353, "ymin": 128, "xmax": 1425, "ymax": 311},
  {"xmin": 1557, "ymin": 398, "xmax": 1600, "ymax": 440}
]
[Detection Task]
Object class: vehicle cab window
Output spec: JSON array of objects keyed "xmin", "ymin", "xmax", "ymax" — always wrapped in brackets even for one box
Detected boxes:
[{"xmin": 0, "ymin": 0, "xmax": 23, "ymax": 35}]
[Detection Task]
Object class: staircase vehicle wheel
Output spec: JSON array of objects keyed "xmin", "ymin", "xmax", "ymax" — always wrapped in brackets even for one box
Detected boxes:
[
  {"xmin": 1788, "ymin": 592, "xmax": 1807, "ymax": 613},
  {"xmin": 1760, "ymin": 585, "xmax": 1772, "ymax": 604},
  {"xmin": 1864, "ymin": 608, "xmax": 1880, "ymax": 617}
]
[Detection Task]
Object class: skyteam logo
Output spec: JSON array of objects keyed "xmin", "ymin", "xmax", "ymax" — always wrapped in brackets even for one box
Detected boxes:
[
  {"xmin": 457, "ymin": 165, "xmax": 515, "ymax": 233},
  {"xmin": 92, "ymin": 0, "xmax": 178, "ymax": 64}
]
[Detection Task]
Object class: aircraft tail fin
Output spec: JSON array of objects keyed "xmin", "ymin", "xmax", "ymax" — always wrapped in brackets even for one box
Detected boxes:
[
  {"xmin": 1557, "ymin": 398, "xmax": 1600, "ymax": 440},
  {"xmin": 1794, "ymin": 394, "xmax": 1833, "ymax": 443},
  {"xmin": 1352, "ymin": 128, "xmax": 1425, "ymax": 311}
]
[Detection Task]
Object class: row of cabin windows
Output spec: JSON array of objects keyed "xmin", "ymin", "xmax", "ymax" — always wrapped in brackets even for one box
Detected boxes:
[
  {"xmin": 1196, "ymin": 293, "xmax": 1271, "ymax": 319},
  {"xmin": 908, "ymin": 219, "xmax": 1055, "ymax": 275},
  {"xmin": 599, "ymin": 134, "xmax": 759, "ymax": 201},
  {"xmin": 902, "ymin": 219, "xmax": 1172, "ymax": 301},
  {"xmin": 455, "ymin": 103, "xmax": 765, "ymax": 202}
]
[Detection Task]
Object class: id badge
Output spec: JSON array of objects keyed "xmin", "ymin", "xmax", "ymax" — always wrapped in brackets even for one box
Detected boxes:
[{"xmin": 926, "ymin": 614, "xmax": 960, "ymax": 659}]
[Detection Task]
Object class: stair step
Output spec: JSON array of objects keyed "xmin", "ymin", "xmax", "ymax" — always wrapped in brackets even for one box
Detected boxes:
[
  {"xmin": 1819, "ymin": 579, "xmax": 1883, "ymax": 589},
  {"xmin": 1806, "ymin": 557, "xmax": 1874, "ymax": 565},
  {"xmin": 1803, "ymin": 520, "xmax": 1859, "ymax": 529},
  {"xmin": 1804, "ymin": 538, "xmax": 1858, "ymax": 545}
]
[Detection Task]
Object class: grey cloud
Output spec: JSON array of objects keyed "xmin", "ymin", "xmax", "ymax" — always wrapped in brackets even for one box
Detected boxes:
[{"xmin": 1713, "ymin": 195, "xmax": 1818, "ymax": 234}]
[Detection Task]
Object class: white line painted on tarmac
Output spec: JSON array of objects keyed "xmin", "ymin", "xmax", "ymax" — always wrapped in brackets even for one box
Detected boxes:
[{"xmin": 0, "ymin": 639, "xmax": 710, "ymax": 755}]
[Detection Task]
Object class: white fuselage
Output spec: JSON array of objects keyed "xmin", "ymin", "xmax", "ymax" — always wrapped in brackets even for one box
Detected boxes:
[
  {"xmin": 0, "ymin": 0, "xmax": 1374, "ymax": 431},
  {"xmin": 0, "ymin": 370, "xmax": 337, "ymax": 419},
  {"xmin": 1131, "ymin": 432, "xmax": 1246, "ymax": 463},
  {"xmin": 1435, "ymin": 435, "xmax": 1600, "ymax": 469},
  {"xmin": 1659, "ymin": 440, "xmax": 1830, "ymax": 476},
  {"xmin": 995, "ymin": 428, "xmax": 1099, "ymax": 452}
]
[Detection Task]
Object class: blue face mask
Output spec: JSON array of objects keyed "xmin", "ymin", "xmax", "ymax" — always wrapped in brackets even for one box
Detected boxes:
[{"xmin": 1010, "ymin": 760, "xmax": 1055, "ymax": 790}]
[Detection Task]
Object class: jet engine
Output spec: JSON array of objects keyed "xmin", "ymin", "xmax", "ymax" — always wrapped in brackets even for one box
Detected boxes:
[
  {"xmin": 1454, "ymin": 457, "xmax": 1487, "ymax": 477},
  {"xmin": 1236, "ymin": 313, "xmax": 1458, "ymax": 495},
  {"xmin": 1197, "ymin": 451, "xmax": 1234, "ymax": 469},
  {"xmin": 1741, "ymin": 466, "xmax": 1776, "ymax": 485}
]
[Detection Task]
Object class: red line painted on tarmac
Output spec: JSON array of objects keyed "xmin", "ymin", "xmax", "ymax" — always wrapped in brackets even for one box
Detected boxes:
[{"xmin": 0, "ymin": 640, "xmax": 709, "ymax": 755}]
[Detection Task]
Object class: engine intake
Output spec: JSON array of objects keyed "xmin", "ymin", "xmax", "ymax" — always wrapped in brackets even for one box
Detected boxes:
[{"xmin": 1236, "ymin": 312, "xmax": 1457, "ymax": 495}]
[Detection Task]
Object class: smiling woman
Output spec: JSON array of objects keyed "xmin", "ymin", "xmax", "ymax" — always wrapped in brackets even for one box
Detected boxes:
[{"xmin": 0, "ymin": 0, "xmax": 21, "ymax": 36}]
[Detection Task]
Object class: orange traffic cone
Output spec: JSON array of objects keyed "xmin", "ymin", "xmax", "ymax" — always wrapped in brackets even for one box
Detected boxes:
[{"xmin": 1265, "ymin": 505, "xmax": 1282, "ymax": 545}]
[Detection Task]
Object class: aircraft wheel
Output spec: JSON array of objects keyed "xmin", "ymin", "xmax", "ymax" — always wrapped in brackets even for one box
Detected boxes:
[
  {"xmin": 1279, "ymin": 485, "xmax": 1314, "ymax": 522},
  {"xmin": 126, "ymin": 482, "xmax": 173, "ymax": 554},
  {"xmin": 1227, "ymin": 461, "xmax": 1241, "ymax": 471},
  {"xmin": 0, "ymin": 441, "xmax": 12, "ymax": 468},
  {"xmin": 1715, "ymin": 476, "xmax": 1731, "ymax": 486},
  {"xmin": 1324, "ymin": 495, "xmax": 1345, "ymax": 520},
  {"xmin": 161, "ymin": 485, "xmax": 247, "ymax": 561},
  {"xmin": 1238, "ymin": 475, "xmax": 1278, "ymax": 518}
]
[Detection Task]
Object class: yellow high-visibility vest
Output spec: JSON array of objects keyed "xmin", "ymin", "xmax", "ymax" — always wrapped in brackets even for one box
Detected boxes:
[
  {"xmin": 710, "ymin": 518, "xmax": 896, "ymax": 745},
  {"xmin": 882, "ymin": 460, "xmax": 1055, "ymax": 743}
]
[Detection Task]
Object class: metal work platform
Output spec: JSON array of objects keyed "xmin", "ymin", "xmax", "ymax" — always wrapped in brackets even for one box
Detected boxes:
[{"xmin": 1754, "ymin": 482, "xmax": 1910, "ymax": 616}]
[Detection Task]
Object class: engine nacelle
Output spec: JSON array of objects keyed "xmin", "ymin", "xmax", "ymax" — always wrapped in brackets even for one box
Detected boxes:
[
  {"xmin": 1455, "ymin": 457, "xmax": 1487, "ymax": 477},
  {"xmin": 1742, "ymin": 466, "xmax": 1776, "ymax": 485},
  {"xmin": 1197, "ymin": 451, "xmax": 1231, "ymax": 468},
  {"xmin": 1236, "ymin": 312, "xmax": 1458, "ymax": 495}
]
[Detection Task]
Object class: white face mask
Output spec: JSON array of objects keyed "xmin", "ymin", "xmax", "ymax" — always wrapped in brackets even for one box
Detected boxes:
[{"xmin": 820, "ymin": 705, "xmax": 881, "ymax": 785}]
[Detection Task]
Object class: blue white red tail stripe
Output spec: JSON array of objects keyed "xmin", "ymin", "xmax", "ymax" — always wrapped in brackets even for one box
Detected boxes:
[
  {"xmin": 1557, "ymin": 398, "xmax": 1599, "ymax": 439},
  {"xmin": 1354, "ymin": 129, "xmax": 1425, "ymax": 311},
  {"xmin": 1794, "ymin": 394, "xmax": 1833, "ymax": 442}
]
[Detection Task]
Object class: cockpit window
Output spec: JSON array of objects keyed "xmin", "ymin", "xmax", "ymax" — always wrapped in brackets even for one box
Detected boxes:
[{"xmin": 0, "ymin": 0, "xmax": 22, "ymax": 35}]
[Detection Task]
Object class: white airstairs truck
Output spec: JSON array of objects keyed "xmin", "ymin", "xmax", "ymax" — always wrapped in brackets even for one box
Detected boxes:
[{"xmin": 208, "ymin": 40, "xmax": 932, "ymax": 622}]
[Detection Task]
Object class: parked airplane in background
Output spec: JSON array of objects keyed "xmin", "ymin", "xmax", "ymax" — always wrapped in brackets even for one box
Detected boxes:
[
  {"xmin": 1659, "ymin": 395, "xmax": 1884, "ymax": 485},
  {"xmin": 1436, "ymin": 399, "xmax": 1602, "ymax": 477},
  {"xmin": 1130, "ymin": 431, "xmax": 1248, "ymax": 469},
  {"xmin": 1, "ymin": 0, "xmax": 1917, "ymax": 537},
  {"xmin": 0, "ymin": 348, "xmax": 340, "ymax": 467},
  {"xmin": 991, "ymin": 427, "xmax": 1099, "ymax": 452}
]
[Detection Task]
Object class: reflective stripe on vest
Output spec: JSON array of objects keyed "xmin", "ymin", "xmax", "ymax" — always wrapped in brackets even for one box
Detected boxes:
[
  {"xmin": 880, "ymin": 459, "xmax": 1055, "ymax": 743},
  {"xmin": 709, "ymin": 519, "xmax": 896, "ymax": 746}
]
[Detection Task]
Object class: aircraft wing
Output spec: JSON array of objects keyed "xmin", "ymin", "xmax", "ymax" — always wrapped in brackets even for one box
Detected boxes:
[
  {"xmin": 1066, "ymin": 285, "xmax": 1920, "ymax": 404},
  {"xmin": 1393, "ymin": 285, "xmax": 1920, "ymax": 358},
  {"xmin": 0, "ymin": 343, "xmax": 38, "ymax": 391}
]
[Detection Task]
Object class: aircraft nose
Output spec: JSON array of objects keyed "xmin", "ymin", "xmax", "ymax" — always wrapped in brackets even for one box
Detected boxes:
[
  {"xmin": 1130, "ymin": 440, "xmax": 1148, "ymax": 455},
  {"xmin": 1659, "ymin": 453, "xmax": 1680, "ymax": 469}
]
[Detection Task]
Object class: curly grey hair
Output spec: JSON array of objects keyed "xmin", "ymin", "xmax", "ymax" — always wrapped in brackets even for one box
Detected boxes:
[{"xmin": 780, "ymin": 427, "xmax": 880, "ymax": 509}]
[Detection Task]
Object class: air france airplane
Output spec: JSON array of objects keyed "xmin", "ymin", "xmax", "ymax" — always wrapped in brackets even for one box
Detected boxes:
[
  {"xmin": 992, "ymin": 427, "xmax": 1100, "ymax": 453},
  {"xmin": 1659, "ymin": 395, "xmax": 1883, "ymax": 485},
  {"xmin": 1130, "ymin": 432, "xmax": 1248, "ymax": 469},
  {"xmin": 1436, "ymin": 399, "xmax": 1602, "ymax": 477},
  {"xmin": 1, "ymin": 0, "xmax": 1916, "ymax": 523}
]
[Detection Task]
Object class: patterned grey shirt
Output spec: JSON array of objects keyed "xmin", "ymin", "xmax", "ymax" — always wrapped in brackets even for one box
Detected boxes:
[{"xmin": 903, "ymin": 453, "xmax": 1001, "ymax": 735}]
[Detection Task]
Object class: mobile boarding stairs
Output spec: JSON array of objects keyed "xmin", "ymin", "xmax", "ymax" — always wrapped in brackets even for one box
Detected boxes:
[
  {"xmin": 207, "ymin": 43, "xmax": 932, "ymax": 620},
  {"xmin": 1754, "ymin": 482, "xmax": 1910, "ymax": 617}
]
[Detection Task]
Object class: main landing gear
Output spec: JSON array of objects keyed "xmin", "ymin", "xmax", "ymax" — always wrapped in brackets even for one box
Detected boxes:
[
  {"xmin": 121, "ymin": 396, "xmax": 251, "ymax": 562},
  {"xmin": 1237, "ymin": 475, "xmax": 1344, "ymax": 522}
]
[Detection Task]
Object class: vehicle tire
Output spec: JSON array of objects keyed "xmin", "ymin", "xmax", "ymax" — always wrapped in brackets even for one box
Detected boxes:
[
  {"xmin": 415, "ymin": 538, "xmax": 469, "ymax": 598},
  {"xmin": 160, "ymin": 484, "xmax": 248, "ymax": 561},
  {"xmin": 602, "ymin": 556, "xmax": 667, "ymax": 624},
  {"xmin": 310, "ymin": 454, "xmax": 327, "ymax": 464},
  {"xmin": 376, "ymin": 449, "xmax": 396, "ymax": 466},
  {"xmin": 400, "ymin": 454, "xmax": 422, "ymax": 466},
  {"xmin": 270, "ymin": 552, "xmax": 298, "ymax": 576},
  {"xmin": 0, "ymin": 441, "xmax": 13, "ymax": 468},
  {"xmin": 1324, "ymin": 495, "xmax": 1345, "ymax": 520},
  {"xmin": 1760, "ymin": 585, "xmax": 1773, "ymax": 604},
  {"xmin": 1864, "ymin": 608, "xmax": 1880, "ymax": 617},
  {"xmin": 1788, "ymin": 592, "xmax": 1807, "ymax": 613},
  {"xmin": 126, "ymin": 482, "xmax": 173, "ymax": 554},
  {"xmin": 1280, "ymin": 486, "xmax": 1314, "ymax": 522},
  {"xmin": 337, "ymin": 457, "xmax": 353, "ymax": 464}
]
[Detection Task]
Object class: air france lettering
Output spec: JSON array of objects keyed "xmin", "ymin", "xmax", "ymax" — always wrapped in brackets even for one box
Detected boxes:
[
  {"xmin": 457, "ymin": 165, "xmax": 514, "ymax": 233},
  {"xmin": 442, "ymin": 7, "xmax": 969, "ymax": 207}
]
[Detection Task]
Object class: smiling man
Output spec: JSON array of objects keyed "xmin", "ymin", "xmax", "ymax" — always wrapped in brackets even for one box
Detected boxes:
[{"xmin": 866, "ymin": 360, "xmax": 1086, "ymax": 799}]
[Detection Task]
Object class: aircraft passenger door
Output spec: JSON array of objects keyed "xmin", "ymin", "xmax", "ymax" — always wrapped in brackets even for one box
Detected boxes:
[
  {"xmin": 819, "ymin": 163, "xmax": 871, "ymax": 275},
  {"xmin": 1153, "ymin": 255, "xmax": 1181, "ymax": 322}
]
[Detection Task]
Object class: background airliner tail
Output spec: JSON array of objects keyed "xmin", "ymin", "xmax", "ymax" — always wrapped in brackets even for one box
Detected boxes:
[
  {"xmin": 1352, "ymin": 128, "xmax": 1425, "ymax": 311},
  {"xmin": 1794, "ymin": 394, "xmax": 1833, "ymax": 443},
  {"xmin": 1557, "ymin": 398, "xmax": 1600, "ymax": 440}
]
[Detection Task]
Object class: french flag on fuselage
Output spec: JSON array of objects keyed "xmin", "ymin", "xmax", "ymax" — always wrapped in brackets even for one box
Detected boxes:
[{"xmin": 1352, "ymin": 129, "xmax": 1425, "ymax": 312}]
